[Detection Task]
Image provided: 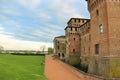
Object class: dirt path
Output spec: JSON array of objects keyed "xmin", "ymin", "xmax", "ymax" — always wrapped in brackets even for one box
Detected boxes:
[{"xmin": 44, "ymin": 55, "xmax": 83, "ymax": 80}]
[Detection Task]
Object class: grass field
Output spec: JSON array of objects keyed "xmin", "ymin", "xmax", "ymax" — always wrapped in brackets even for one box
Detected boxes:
[{"xmin": 0, "ymin": 54, "xmax": 47, "ymax": 80}]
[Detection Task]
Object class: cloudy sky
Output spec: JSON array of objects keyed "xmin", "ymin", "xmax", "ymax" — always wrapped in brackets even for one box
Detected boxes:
[{"xmin": 0, "ymin": 0, "xmax": 89, "ymax": 50}]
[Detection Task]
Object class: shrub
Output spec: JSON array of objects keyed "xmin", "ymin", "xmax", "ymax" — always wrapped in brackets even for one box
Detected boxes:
[
  {"xmin": 66, "ymin": 55, "xmax": 88, "ymax": 73},
  {"xmin": 66, "ymin": 55, "xmax": 80, "ymax": 66}
]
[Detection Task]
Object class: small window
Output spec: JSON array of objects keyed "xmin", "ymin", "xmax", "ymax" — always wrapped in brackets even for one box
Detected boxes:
[
  {"xmin": 82, "ymin": 20, "xmax": 84, "ymax": 23},
  {"xmin": 74, "ymin": 19, "xmax": 77, "ymax": 22},
  {"xmin": 96, "ymin": 9, "xmax": 99, "ymax": 16},
  {"xmin": 58, "ymin": 46, "xmax": 59, "ymax": 50},
  {"xmin": 62, "ymin": 53, "xmax": 64, "ymax": 57},
  {"xmin": 73, "ymin": 49, "xmax": 75, "ymax": 52},
  {"xmin": 71, "ymin": 27, "xmax": 72, "ymax": 31},
  {"xmin": 75, "ymin": 28, "xmax": 77, "ymax": 31},
  {"xmin": 89, "ymin": 34, "xmax": 91, "ymax": 41},
  {"xmin": 95, "ymin": 44, "xmax": 99, "ymax": 54},
  {"xmin": 58, "ymin": 53, "xmax": 60, "ymax": 57},
  {"xmin": 84, "ymin": 37, "xmax": 86, "ymax": 42},
  {"xmin": 99, "ymin": 24, "xmax": 103, "ymax": 33},
  {"xmin": 74, "ymin": 38, "xmax": 76, "ymax": 40}
]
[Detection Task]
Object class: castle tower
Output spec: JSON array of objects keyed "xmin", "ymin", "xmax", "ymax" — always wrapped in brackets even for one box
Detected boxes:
[
  {"xmin": 86, "ymin": 0, "xmax": 120, "ymax": 78},
  {"xmin": 65, "ymin": 18, "xmax": 89, "ymax": 65}
]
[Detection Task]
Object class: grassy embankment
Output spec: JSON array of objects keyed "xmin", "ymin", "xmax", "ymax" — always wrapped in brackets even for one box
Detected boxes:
[{"xmin": 0, "ymin": 54, "xmax": 47, "ymax": 80}]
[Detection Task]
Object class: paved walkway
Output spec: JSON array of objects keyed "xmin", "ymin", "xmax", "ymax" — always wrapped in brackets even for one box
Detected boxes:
[{"xmin": 44, "ymin": 55, "xmax": 83, "ymax": 80}]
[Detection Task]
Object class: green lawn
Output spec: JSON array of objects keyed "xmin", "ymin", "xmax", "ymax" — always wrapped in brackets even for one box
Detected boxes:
[{"xmin": 0, "ymin": 54, "xmax": 47, "ymax": 80}]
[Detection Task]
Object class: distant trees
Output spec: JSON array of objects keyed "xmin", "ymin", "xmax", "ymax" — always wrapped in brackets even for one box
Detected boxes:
[
  {"xmin": 25, "ymin": 51, "xmax": 32, "ymax": 55},
  {"xmin": 40, "ymin": 45, "xmax": 46, "ymax": 52},
  {"xmin": 48, "ymin": 47, "xmax": 53, "ymax": 54},
  {"xmin": 0, "ymin": 45, "xmax": 4, "ymax": 53}
]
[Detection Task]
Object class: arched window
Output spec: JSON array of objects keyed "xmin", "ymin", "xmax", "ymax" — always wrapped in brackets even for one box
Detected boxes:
[
  {"xmin": 58, "ymin": 53, "xmax": 60, "ymax": 57},
  {"xmin": 62, "ymin": 53, "xmax": 64, "ymax": 57}
]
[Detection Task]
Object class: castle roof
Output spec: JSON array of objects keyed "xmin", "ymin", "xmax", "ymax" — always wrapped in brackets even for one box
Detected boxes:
[
  {"xmin": 54, "ymin": 36, "xmax": 65, "ymax": 39},
  {"xmin": 67, "ymin": 18, "xmax": 90, "ymax": 24}
]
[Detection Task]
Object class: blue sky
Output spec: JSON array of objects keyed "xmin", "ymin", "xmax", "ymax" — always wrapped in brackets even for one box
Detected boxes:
[{"xmin": 0, "ymin": 0, "xmax": 89, "ymax": 50}]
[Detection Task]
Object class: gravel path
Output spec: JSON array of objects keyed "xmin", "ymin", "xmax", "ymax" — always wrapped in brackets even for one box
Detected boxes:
[{"xmin": 44, "ymin": 55, "xmax": 83, "ymax": 80}]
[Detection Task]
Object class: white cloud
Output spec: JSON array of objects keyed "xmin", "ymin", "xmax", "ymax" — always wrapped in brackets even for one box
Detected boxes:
[
  {"xmin": 0, "ymin": 9, "xmax": 17, "ymax": 16},
  {"xmin": 17, "ymin": 0, "xmax": 42, "ymax": 10},
  {"xmin": 5, "ymin": 20, "xmax": 21, "ymax": 28},
  {"xmin": 0, "ymin": 16, "xmax": 22, "ymax": 28},
  {"xmin": 38, "ymin": 12, "xmax": 51, "ymax": 20},
  {"xmin": 48, "ymin": 24, "xmax": 63, "ymax": 30},
  {"xmin": 0, "ymin": 26, "xmax": 53, "ymax": 50},
  {"xmin": 0, "ymin": 26, "xmax": 4, "ymax": 30},
  {"xmin": 32, "ymin": 30, "xmax": 53, "ymax": 39},
  {"xmin": 50, "ymin": 0, "xmax": 84, "ymax": 18}
]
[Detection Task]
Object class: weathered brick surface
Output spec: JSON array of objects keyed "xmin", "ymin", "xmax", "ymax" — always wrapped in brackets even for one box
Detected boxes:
[
  {"xmin": 106, "ymin": 1, "xmax": 120, "ymax": 56},
  {"xmin": 65, "ymin": 18, "xmax": 89, "ymax": 58},
  {"xmin": 85, "ymin": 0, "xmax": 120, "ymax": 78},
  {"xmin": 53, "ymin": 36, "xmax": 66, "ymax": 59},
  {"xmin": 54, "ymin": 0, "xmax": 120, "ymax": 79}
]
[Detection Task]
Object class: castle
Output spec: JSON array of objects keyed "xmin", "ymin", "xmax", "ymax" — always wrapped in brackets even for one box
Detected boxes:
[{"xmin": 54, "ymin": 0, "xmax": 120, "ymax": 79}]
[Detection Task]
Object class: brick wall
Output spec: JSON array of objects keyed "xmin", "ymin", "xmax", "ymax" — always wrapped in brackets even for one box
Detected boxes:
[
  {"xmin": 65, "ymin": 18, "xmax": 89, "ymax": 57},
  {"xmin": 54, "ymin": 36, "xmax": 66, "ymax": 59},
  {"xmin": 106, "ymin": 0, "xmax": 120, "ymax": 56}
]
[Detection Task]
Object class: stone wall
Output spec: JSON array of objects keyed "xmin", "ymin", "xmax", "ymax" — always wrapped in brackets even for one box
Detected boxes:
[
  {"xmin": 60, "ymin": 57, "xmax": 120, "ymax": 80},
  {"xmin": 87, "ymin": 56, "xmax": 120, "ymax": 78},
  {"xmin": 109, "ymin": 58, "xmax": 120, "ymax": 78}
]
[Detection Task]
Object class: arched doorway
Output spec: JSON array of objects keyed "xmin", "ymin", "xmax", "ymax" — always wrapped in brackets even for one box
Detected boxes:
[
  {"xmin": 62, "ymin": 53, "xmax": 64, "ymax": 58},
  {"xmin": 58, "ymin": 53, "xmax": 60, "ymax": 57}
]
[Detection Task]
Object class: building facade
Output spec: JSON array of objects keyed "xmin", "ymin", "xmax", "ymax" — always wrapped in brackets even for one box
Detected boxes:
[
  {"xmin": 85, "ymin": 0, "xmax": 120, "ymax": 78},
  {"xmin": 79, "ymin": 20, "xmax": 91, "ymax": 67},
  {"xmin": 65, "ymin": 18, "xmax": 89, "ymax": 57},
  {"xmin": 54, "ymin": 0, "xmax": 120, "ymax": 79},
  {"xmin": 54, "ymin": 36, "xmax": 66, "ymax": 60}
]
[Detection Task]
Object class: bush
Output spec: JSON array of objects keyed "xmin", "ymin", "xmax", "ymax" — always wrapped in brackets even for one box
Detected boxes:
[
  {"xmin": 79, "ymin": 63, "xmax": 88, "ymax": 73},
  {"xmin": 66, "ymin": 55, "xmax": 88, "ymax": 73},
  {"xmin": 66, "ymin": 55, "xmax": 80, "ymax": 66}
]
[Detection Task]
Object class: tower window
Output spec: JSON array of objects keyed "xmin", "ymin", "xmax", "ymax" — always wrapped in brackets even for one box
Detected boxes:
[
  {"xmin": 62, "ymin": 53, "xmax": 64, "ymax": 57},
  {"xmin": 74, "ymin": 19, "xmax": 77, "ymax": 22},
  {"xmin": 99, "ymin": 24, "xmax": 103, "ymax": 33},
  {"xmin": 58, "ymin": 46, "xmax": 59, "ymax": 50},
  {"xmin": 75, "ymin": 28, "xmax": 77, "ymax": 31},
  {"xmin": 58, "ymin": 53, "xmax": 60, "ymax": 57},
  {"xmin": 89, "ymin": 34, "xmax": 91, "ymax": 41},
  {"xmin": 82, "ymin": 20, "xmax": 84, "ymax": 23},
  {"xmin": 95, "ymin": 44, "xmax": 99, "ymax": 54},
  {"xmin": 74, "ymin": 38, "xmax": 76, "ymax": 40},
  {"xmin": 96, "ymin": 9, "xmax": 99, "ymax": 16},
  {"xmin": 71, "ymin": 27, "xmax": 72, "ymax": 31},
  {"xmin": 73, "ymin": 49, "xmax": 75, "ymax": 52}
]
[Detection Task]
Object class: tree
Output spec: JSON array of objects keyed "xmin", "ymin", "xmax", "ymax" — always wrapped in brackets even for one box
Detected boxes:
[
  {"xmin": 25, "ymin": 50, "xmax": 32, "ymax": 55},
  {"xmin": 0, "ymin": 45, "xmax": 4, "ymax": 53},
  {"xmin": 40, "ymin": 45, "xmax": 46, "ymax": 53},
  {"xmin": 48, "ymin": 47, "xmax": 53, "ymax": 54}
]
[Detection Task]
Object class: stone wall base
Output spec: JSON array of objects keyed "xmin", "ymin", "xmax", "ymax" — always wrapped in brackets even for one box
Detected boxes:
[{"xmin": 80, "ymin": 56, "xmax": 120, "ymax": 78}]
